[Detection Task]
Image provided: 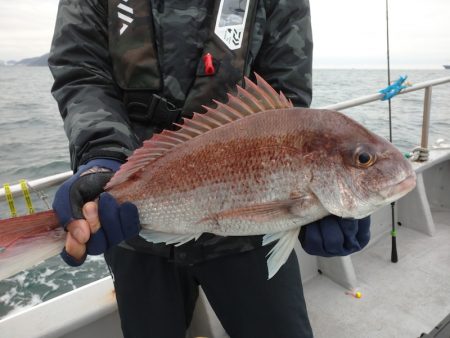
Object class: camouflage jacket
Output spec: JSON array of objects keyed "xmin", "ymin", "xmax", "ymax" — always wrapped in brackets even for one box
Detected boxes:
[{"xmin": 49, "ymin": 0, "xmax": 313, "ymax": 170}]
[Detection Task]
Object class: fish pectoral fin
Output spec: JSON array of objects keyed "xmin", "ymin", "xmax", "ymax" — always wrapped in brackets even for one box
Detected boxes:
[
  {"xmin": 200, "ymin": 197, "xmax": 308, "ymax": 224},
  {"xmin": 263, "ymin": 227, "xmax": 300, "ymax": 279},
  {"xmin": 139, "ymin": 230, "xmax": 202, "ymax": 247}
]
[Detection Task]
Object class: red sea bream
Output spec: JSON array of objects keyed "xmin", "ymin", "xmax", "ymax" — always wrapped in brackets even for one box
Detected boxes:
[{"xmin": 0, "ymin": 75, "xmax": 416, "ymax": 279}]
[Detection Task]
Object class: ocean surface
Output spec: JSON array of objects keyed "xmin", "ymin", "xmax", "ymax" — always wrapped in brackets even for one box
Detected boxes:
[{"xmin": 0, "ymin": 67, "xmax": 449, "ymax": 319}]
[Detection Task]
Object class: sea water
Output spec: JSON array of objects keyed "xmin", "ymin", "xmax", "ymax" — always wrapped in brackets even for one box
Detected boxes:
[{"xmin": 0, "ymin": 67, "xmax": 449, "ymax": 319}]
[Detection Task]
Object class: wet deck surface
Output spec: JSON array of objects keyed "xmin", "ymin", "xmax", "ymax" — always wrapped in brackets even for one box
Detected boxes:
[{"xmin": 304, "ymin": 210, "xmax": 450, "ymax": 338}]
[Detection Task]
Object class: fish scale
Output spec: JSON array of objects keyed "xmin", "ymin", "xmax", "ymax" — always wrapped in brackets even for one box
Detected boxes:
[{"xmin": 125, "ymin": 134, "xmax": 306, "ymax": 228}]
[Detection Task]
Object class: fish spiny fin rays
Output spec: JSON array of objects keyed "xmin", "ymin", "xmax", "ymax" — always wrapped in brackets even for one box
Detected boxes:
[
  {"xmin": 263, "ymin": 228, "xmax": 300, "ymax": 279},
  {"xmin": 105, "ymin": 74, "xmax": 293, "ymax": 189},
  {"xmin": 139, "ymin": 230, "xmax": 202, "ymax": 247}
]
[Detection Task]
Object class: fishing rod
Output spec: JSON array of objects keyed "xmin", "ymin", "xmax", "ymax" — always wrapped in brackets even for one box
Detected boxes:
[{"xmin": 385, "ymin": 0, "xmax": 398, "ymax": 263}]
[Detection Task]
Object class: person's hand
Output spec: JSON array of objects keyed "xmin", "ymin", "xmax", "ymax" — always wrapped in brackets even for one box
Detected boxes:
[
  {"xmin": 53, "ymin": 159, "xmax": 140, "ymax": 266},
  {"xmin": 299, "ymin": 215, "xmax": 370, "ymax": 257},
  {"xmin": 60, "ymin": 192, "xmax": 141, "ymax": 266}
]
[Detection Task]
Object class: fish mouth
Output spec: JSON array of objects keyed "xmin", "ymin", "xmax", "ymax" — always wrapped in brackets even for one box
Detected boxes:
[{"xmin": 379, "ymin": 172, "xmax": 417, "ymax": 201}]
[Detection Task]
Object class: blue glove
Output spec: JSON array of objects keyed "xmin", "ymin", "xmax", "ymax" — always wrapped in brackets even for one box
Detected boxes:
[
  {"xmin": 54, "ymin": 158, "xmax": 139, "ymax": 266},
  {"xmin": 87, "ymin": 192, "xmax": 140, "ymax": 255},
  {"xmin": 299, "ymin": 215, "xmax": 370, "ymax": 257},
  {"xmin": 59, "ymin": 192, "xmax": 140, "ymax": 266}
]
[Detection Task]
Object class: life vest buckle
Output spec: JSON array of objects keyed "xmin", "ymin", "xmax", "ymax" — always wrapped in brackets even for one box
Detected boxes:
[{"xmin": 126, "ymin": 93, "xmax": 183, "ymax": 129}]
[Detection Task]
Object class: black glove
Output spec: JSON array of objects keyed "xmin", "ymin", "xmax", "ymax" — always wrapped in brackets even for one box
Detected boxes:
[{"xmin": 53, "ymin": 159, "xmax": 121, "ymax": 227}]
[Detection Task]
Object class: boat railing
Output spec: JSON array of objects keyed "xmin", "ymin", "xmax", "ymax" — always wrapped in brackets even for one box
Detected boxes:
[
  {"xmin": 321, "ymin": 76, "xmax": 450, "ymax": 153},
  {"xmin": 1, "ymin": 76, "xmax": 450, "ymax": 204},
  {"xmin": 0, "ymin": 171, "xmax": 72, "ymax": 203}
]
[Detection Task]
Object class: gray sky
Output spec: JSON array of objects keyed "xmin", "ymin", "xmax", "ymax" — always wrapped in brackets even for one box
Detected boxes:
[
  {"xmin": 310, "ymin": 0, "xmax": 450, "ymax": 68},
  {"xmin": 0, "ymin": 0, "xmax": 449, "ymax": 68}
]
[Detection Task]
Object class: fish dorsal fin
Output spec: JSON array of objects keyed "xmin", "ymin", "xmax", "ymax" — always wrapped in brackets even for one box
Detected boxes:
[{"xmin": 105, "ymin": 74, "xmax": 293, "ymax": 189}]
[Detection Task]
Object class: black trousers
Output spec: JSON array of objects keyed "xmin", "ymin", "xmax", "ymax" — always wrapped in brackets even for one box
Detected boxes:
[{"xmin": 104, "ymin": 245, "xmax": 313, "ymax": 338}]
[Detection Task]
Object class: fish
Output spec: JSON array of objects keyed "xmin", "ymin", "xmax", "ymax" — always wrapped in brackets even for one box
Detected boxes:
[{"xmin": 0, "ymin": 74, "xmax": 416, "ymax": 280}]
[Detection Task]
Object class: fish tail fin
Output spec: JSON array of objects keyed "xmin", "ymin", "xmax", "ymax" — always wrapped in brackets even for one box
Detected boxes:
[
  {"xmin": 0, "ymin": 210, "xmax": 65, "ymax": 281},
  {"xmin": 263, "ymin": 227, "xmax": 300, "ymax": 279}
]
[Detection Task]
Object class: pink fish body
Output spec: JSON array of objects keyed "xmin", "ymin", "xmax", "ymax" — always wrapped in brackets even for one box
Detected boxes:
[{"xmin": 105, "ymin": 75, "xmax": 416, "ymax": 278}]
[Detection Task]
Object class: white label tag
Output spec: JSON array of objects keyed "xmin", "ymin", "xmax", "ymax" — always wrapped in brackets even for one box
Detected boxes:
[{"xmin": 214, "ymin": 0, "xmax": 250, "ymax": 50}]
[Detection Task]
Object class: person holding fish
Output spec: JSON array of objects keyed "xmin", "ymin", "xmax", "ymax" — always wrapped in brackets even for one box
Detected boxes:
[{"xmin": 48, "ymin": 0, "xmax": 376, "ymax": 337}]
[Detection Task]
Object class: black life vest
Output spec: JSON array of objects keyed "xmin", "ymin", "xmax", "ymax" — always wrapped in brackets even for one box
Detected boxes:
[{"xmin": 108, "ymin": 0, "xmax": 259, "ymax": 127}]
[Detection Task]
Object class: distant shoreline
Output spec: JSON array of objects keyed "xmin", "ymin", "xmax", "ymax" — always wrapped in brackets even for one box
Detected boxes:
[{"xmin": 0, "ymin": 53, "xmax": 49, "ymax": 67}]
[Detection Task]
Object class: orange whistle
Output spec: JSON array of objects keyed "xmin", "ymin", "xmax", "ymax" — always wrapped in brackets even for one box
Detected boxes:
[{"xmin": 203, "ymin": 53, "xmax": 215, "ymax": 75}]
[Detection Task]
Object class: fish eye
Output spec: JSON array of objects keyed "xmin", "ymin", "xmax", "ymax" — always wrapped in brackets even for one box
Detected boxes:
[
  {"xmin": 354, "ymin": 148, "xmax": 376, "ymax": 168},
  {"xmin": 358, "ymin": 152, "xmax": 371, "ymax": 164}
]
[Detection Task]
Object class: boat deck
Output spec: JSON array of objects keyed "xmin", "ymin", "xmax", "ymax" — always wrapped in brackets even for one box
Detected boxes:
[{"xmin": 304, "ymin": 209, "xmax": 450, "ymax": 337}]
